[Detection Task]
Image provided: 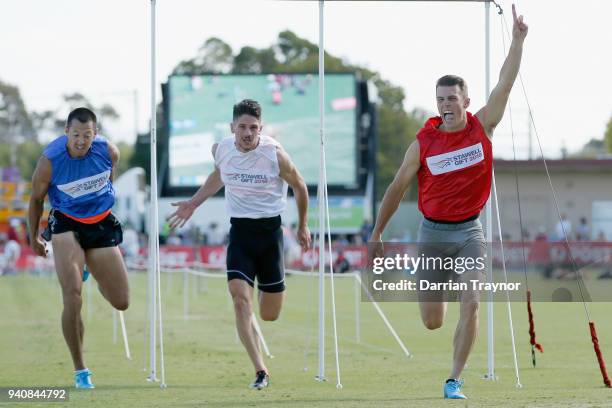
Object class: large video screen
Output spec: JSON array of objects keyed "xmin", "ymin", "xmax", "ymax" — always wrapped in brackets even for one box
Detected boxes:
[{"xmin": 167, "ymin": 74, "xmax": 357, "ymax": 188}]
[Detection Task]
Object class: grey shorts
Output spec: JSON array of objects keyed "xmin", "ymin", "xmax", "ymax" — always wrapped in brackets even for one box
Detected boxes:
[{"xmin": 416, "ymin": 218, "xmax": 487, "ymax": 302}]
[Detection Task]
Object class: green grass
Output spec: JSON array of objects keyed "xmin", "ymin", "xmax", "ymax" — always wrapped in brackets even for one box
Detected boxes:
[{"xmin": 1, "ymin": 271, "xmax": 611, "ymax": 407}]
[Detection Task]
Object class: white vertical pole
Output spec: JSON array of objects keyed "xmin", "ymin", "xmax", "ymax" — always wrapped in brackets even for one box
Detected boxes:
[
  {"xmin": 252, "ymin": 313, "xmax": 274, "ymax": 359},
  {"xmin": 316, "ymin": 0, "xmax": 326, "ymax": 382},
  {"xmin": 119, "ymin": 311, "xmax": 132, "ymax": 360},
  {"xmin": 491, "ymin": 173, "xmax": 522, "ymax": 388},
  {"xmin": 323, "ymin": 165, "xmax": 342, "ymax": 388},
  {"xmin": 147, "ymin": 0, "xmax": 159, "ymax": 383},
  {"xmin": 355, "ymin": 274, "xmax": 360, "ymax": 343},
  {"xmin": 157, "ymin": 255, "xmax": 166, "ymax": 388},
  {"xmin": 183, "ymin": 269, "xmax": 189, "ymax": 320},
  {"xmin": 484, "ymin": 0, "xmax": 496, "ymax": 382},
  {"xmin": 151, "ymin": 0, "xmax": 166, "ymax": 388}
]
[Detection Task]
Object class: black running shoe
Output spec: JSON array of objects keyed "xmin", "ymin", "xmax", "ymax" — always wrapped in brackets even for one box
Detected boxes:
[{"xmin": 250, "ymin": 370, "xmax": 269, "ymax": 390}]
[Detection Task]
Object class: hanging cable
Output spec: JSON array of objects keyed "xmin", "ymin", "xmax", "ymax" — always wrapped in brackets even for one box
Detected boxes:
[
  {"xmin": 491, "ymin": 0, "xmax": 503, "ymax": 15},
  {"xmin": 497, "ymin": 6, "xmax": 543, "ymax": 368},
  {"xmin": 319, "ymin": 1, "xmax": 342, "ymax": 389},
  {"xmin": 323, "ymin": 154, "xmax": 343, "ymax": 389},
  {"xmin": 491, "ymin": 172, "xmax": 522, "ymax": 387},
  {"xmin": 302, "ymin": 184, "xmax": 321, "ymax": 372}
]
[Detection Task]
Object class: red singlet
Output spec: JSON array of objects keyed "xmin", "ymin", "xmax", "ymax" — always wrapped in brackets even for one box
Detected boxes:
[{"xmin": 417, "ymin": 112, "xmax": 492, "ymax": 222}]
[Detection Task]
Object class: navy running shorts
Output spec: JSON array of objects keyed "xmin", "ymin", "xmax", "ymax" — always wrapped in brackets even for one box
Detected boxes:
[
  {"xmin": 42, "ymin": 209, "xmax": 123, "ymax": 250},
  {"xmin": 226, "ymin": 215, "xmax": 285, "ymax": 293}
]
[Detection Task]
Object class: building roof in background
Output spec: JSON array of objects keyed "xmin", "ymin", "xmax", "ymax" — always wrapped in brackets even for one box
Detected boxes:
[{"xmin": 494, "ymin": 159, "xmax": 612, "ymax": 173}]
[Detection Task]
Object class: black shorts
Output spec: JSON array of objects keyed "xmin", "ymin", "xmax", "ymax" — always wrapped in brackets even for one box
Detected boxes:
[
  {"xmin": 42, "ymin": 209, "xmax": 123, "ymax": 250},
  {"xmin": 226, "ymin": 216, "xmax": 285, "ymax": 293}
]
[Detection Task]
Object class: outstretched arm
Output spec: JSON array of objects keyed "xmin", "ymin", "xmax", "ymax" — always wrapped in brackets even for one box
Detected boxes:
[
  {"xmin": 476, "ymin": 4, "xmax": 528, "ymax": 137},
  {"xmin": 371, "ymin": 140, "xmax": 421, "ymax": 241},
  {"xmin": 28, "ymin": 156, "xmax": 51, "ymax": 256},
  {"xmin": 166, "ymin": 144, "xmax": 224, "ymax": 229},
  {"xmin": 277, "ymin": 146, "xmax": 311, "ymax": 251}
]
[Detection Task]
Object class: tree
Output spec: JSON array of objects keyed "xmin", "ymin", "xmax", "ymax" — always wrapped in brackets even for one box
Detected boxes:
[
  {"xmin": 0, "ymin": 79, "xmax": 35, "ymax": 143},
  {"xmin": 129, "ymin": 102, "xmax": 166, "ymax": 184},
  {"xmin": 377, "ymin": 107, "xmax": 426, "ymax": 200},
  {"xmin": 0, "ymin": 80, "xmax": 123, "ymax": 181},
  {"xmin": 605, "ymin": 114, "xmax": 612, "ymax": 153},
  {"xmin": 0, "ymin": 139, "xmax": 43, "ymax": 181},
  {"xmin": 15, "ymin": 140, "xmax": 44, "ymax": 181},
  {"xmin": 168, "ymin": 31, "xmax": 425, "ymax": 200},
  {"xmin": 24, "ymin": 94, "xmax": 123, "ymax": 179},
  {"xmin": 115, "ymin": 141, "xmax": 134, "ymax": 176},
  {"xmin": 61, "ymin": 93, "xmax": 119, "ymax": 133},
  {"xmin": 128, "ymin": 133, "xmax": 151, "ymax": 183},
  {"xmin": 233, "ymin": 46, "xmax": 278, "ymax": 74},
  {"xmin": 173, "ymin": 37, "xmax": 233, "ymax": 75},
  {"xmin": 0, "ymin": 143, "xmax": 10, "ymax": 167},
  {"xmin": 31, "ymin": 110, "xmax": 60, "ymax": 138},
  {"xmin": 276, "ymin": 30, "xmax": 318, "ymax": 66},
  {"xmin": 32, "ymin": 93, "xmax": 120, "ymax": 139},
  {"xmin": 572, "ymin": 138, "xmax": 605, "ymax": 158}
]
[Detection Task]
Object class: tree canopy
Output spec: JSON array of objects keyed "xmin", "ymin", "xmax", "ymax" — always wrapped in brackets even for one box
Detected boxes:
[
  {"xmin": 0, "ymin": 79, "xmax": 35, "ymax": 143},
  {"xmin": 166, "ymin": 31, "xmax": 426, "ymax": 199},
  {"xmin": 0, "ymin": 86, "xmax": 123, "ymax": 180},
  {"xmin": 605, "ymin": 114, "xmax": 612, "ymax": 154}
]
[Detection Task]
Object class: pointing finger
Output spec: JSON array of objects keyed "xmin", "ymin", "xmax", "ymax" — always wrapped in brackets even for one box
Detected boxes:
[{"xmin": 512, "ymin": 3, "xmax": 518, "ymax": 22}]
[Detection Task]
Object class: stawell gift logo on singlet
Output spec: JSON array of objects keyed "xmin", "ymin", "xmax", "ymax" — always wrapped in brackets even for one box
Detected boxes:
[
  {"xmin": 57, "ymin": 170, "xmax": 111, "ymax": 198},
  {"xmin": 226, "ymin": 173, "xmax": 269, "ymax": 184},
  {"xmin": 425, "ymin": 143, "xmax": 484, "ymax": 175}
]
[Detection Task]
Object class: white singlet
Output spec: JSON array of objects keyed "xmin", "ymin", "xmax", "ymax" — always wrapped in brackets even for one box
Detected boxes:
[{"xmin": 214, "ymin": 135, "xmax": 288, "ymax": 219}]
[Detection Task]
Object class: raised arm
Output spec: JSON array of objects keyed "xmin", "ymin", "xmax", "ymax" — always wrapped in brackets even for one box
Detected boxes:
[
  {"xmin": 277, "ymin": 145, "xmax": 311, "ymax": 250},
  {"xmin": 28, "ymin": 156, "xmax": 52, "ymax": 256},
  {"xmin": 476, "ymin": 4, "xmax": 528, "ymax": 137},
  {"xmin": 166, "ymin": 143, "xmax": 224, "ymax": 229},
  {"xmin": 371, "ymin": 140, "xmax": 421, "ymax": 241}
]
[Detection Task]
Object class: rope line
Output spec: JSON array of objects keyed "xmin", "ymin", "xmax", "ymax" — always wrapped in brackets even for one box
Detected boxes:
[
  {"xmin": 499, "ymin": 7, "xmax": 610, "ymax": 388},
  {"xmin": 497, "ymin": 7, "xmax": 543, "ymax": 368}
]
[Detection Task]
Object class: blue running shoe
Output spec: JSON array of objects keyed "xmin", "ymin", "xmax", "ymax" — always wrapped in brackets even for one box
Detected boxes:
[
  {"xmin": 82, "ymin": 266, "xmax": 90, "ymax": 282},
  {"xmin": 444, "ymin": 379, "xmax": 467, "ymax": 399},
  {"xmin": 75, "ymin": 369, "xmax": 94, "ymax": 389}
]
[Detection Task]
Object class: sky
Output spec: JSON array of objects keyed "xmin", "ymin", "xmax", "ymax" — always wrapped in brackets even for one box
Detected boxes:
[{"xmin": 1, "ymin": 0, "xmax": 611, "ymax": 159}]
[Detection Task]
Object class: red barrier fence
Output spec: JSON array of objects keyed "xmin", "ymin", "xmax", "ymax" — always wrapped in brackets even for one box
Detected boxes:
[{"xmin": 1, "ymin": 242, "xmax": 610, "ymax": 273}]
